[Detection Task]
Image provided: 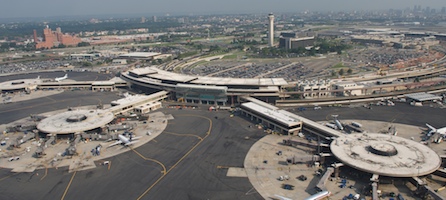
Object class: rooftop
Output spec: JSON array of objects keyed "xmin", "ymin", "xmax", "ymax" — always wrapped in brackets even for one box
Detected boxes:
[
  {"xmin": 37, "ymin": 109, "xmax": 115, "ymax": 134},
  {"xmin": 130, "ymin": 67, "xmax": 288, "ymax": 86},
  {"xmin": 0, "ymin": 78, "xmax": 42, "ymax": 91},
  {"xmin": 405, "ymin": 92, "xmax": 442, "ymax": 102},
  {"xmin": 241, "ymin": 102, "xmax": 301, "ymax": 127},
  {"xmin": 330, "ymin": 133, "xmax": 441, "ymax": 177}
]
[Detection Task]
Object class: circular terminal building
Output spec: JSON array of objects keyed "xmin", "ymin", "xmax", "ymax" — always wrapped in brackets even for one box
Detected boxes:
[
  {"xmin": 37, "ymin": 109, "xmax": 115, "ymax": 134},
  {"xmin": 330, "ymin": 133, "xmax": 441, "ymax": 177}
]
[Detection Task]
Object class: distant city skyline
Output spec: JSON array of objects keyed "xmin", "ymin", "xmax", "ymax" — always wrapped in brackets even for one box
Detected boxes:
[{"xmin": 0, "ymin": 0, "xmax": 445, "ymax": 19}]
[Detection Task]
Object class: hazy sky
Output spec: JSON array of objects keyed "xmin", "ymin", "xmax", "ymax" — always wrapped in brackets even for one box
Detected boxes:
[{"xmin": 1, "ymin": 0, "xmax": 445, "ymax": 19}]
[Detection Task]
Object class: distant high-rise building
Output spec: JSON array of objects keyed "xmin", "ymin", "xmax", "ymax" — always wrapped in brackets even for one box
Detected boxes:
[
  {"xmin": 33, "ymin": 30, "xmax": 38, "ymax": 43},
  {"xmin": 267, "ymin": 13, "xmax": 274, "ymax": 47},
  {"xmin": 152, "ymin": 16, "xmax": 157, "ymax": 22},
  {"xmin": 141, "ymin": 17, "xmax": 146, "ymax": 23},
  {"xmin": 442, "ymin": 7, "xmax": 446, "ymax": 14}
]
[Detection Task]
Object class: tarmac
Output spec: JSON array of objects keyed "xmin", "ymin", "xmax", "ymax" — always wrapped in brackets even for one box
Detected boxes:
[{"xmin": 0, "ymin": 105, "xmax": 168, "ymax": 173}]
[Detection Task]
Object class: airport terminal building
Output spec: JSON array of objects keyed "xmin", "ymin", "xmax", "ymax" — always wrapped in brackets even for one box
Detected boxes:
[{"xmin": 121, "ymin": 67, "xmax": 289, "ymax": 105}]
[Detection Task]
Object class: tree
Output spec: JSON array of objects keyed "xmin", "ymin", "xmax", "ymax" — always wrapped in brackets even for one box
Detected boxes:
[
  {"xmin": 81, "ymin": 61, "xmax": 92, "ymax": 67},
  {"xmin": 77, "ymin": 42, "xmax": 90, "ymax": 47},
  {"xmin": 338, "ymin": 69, "xmax": 345, "ymax": 76},
  {"xmin": 347, "ymin": 68, "xmax": 353, "ymax": 74}
]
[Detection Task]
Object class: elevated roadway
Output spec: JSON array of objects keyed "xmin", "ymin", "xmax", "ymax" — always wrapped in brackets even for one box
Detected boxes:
[{"xmin": 276, "ymin": 85, "xmax": 446, "ymax": 107}]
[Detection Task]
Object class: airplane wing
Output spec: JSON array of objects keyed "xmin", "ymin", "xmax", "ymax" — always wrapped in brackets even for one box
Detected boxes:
[
  {"xmin": 426, "ymin": 123, "xmax": 437, "ymax": 136},
  {"xmin": 124, "ymin": 140, "xmax": 139, "ymax": 146},
  {"xmin": 130, "ymin": 136, "xmax": 142, "ymax": 140},
  {"xmin": 108, "ymin": 141, "xmax": 123, "ymax": 147},
  {"xmin": 426, "ymin": 123, "xmax": 436, "ymax": 132}
]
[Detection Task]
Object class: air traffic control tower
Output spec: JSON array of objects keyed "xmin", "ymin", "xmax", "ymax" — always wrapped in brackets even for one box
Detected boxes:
[{"xmin": 268, "ymin": 13, "xmax": 274, "ymax": 47}]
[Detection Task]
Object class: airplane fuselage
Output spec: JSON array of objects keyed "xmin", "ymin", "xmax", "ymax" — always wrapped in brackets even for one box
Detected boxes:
[{"xmin": 118, "ymin": 134, "xmax": 130, "ymax": 144}]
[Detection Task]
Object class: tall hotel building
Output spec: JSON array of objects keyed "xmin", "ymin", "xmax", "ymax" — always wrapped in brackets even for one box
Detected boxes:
[{"xmin": 34, "ymin": 26, "xmax": 81, "ymax": 49}]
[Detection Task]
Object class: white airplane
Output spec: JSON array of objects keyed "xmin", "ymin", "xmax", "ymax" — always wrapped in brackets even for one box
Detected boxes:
[
  {"xmin": 332, "ymin": 115, "xmax": 344, "ymax": 131},
  {"xmin": 426, "ymin": 124, "xmax": 446, "ymax": 137},
  {"xmin": 55, "ymin": 74, "xmax": 68, "ymax": 82},
  {"xmin": 108, "ymin": 134, "xmax": 141, "ymax": 147}
]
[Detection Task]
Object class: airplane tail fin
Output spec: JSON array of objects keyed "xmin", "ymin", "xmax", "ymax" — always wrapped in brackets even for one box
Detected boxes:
[{"xmin": 37, "ymin": 76, "xmax": 40, "ymax": 79}]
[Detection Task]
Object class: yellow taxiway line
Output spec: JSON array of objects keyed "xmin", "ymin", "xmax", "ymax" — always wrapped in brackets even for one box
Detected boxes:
[
  {"xmin": 136, "ymin": 114, "xmax": 212, "ymax": 200},
  {"xmin": 60, "ymin": 171, "xmax": 77, "ymax": 200}
]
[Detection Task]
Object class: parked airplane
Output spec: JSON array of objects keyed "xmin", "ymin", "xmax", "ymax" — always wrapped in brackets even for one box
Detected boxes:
[
  {"xmin": 332, "ymin": 115, "xmax": 344, "ymax": 131},
  {"xmin": 426, "ymin": 124, "xmax": 446, "ymax": 137},
  {"xmin": 108, "ymin": 134, "xmax": 141, "ymax": 147},
  {"xmin": 55, "ymin": 74, "xmax": 68, "ymax": 82},
  {"xmin": 304, "ymin": 190, "xmax": 331, "ymax": 200}
]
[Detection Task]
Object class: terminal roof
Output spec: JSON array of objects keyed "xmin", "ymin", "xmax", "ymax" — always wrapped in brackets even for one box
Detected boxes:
[
  {"xmin": 241, "ymin": 102, "xmax": 301, "ymax": 127},
  {"xmin": 133, "ymin": 67, "xmax": 288, "ymax": 86},
  {"xmin": 37, "ymin": 109, "xmax": 115, "ymax": 134},
  {"xmin": 0, "ymin": 78, "xmax": 42, "ymax": 91},
  {"xmin": 405, "ymin": 92, "xmax": 442, "ymax": 102},
  {"xmin": 330, "ymin": 133, "xmax": 441, "ymax": 177}
]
